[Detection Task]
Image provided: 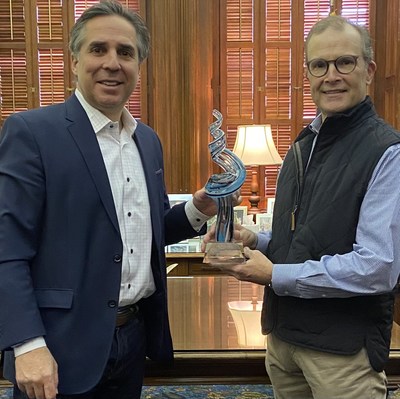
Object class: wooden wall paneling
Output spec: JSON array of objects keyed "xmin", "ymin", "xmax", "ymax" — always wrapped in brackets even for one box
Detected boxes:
[
  {"xmin": 382, "ymin": 1, "xmax": 398, "ymax": 129},
  {"xmin": 291, "ymin": 0, "xmax": 305, "ymax": 140},
  {"xmin": 64, "ymin": 0, "xmax": 76, "ymax": 99},
  {"xmin": 25, "ymin": 0, "xmax": 39, "ymax": 109},
  {"xmin": 372, "ymin": 0, "xmax": 399, "ymax": 129},
  {"xmin": 146, "ymin": 0, "xmax": 184, "ymax": 193},
  {"xmin": 368, "ymin": 0, "xmax": 376, "ymax": 103},
  {"xmin": 146, "ymin": 0, "xmax": 214, "ymax": 194},
  {"xmin": 184, "ymin": 0, "xmax": 216, "ymax": 192}
]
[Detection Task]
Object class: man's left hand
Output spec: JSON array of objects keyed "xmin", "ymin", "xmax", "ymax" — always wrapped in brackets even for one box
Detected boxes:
[{"xmin": 211, "ymin": 247, "xmax": 273, "ymax": 286}]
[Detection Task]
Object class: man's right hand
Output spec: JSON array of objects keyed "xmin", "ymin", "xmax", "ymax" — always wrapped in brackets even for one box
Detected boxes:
[
  {"xmin": 201, "ymin": 223, "xmax": 258, "ymax": 252},
  {"xmin": 15, "ymin": 346, "xmax": 58, "ymax": 399}
]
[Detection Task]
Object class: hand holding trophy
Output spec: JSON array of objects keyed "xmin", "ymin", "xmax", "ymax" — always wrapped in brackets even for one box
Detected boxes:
[{"xmin": 203, "ymin": 110, "xmax": 247, "ymax": 264}]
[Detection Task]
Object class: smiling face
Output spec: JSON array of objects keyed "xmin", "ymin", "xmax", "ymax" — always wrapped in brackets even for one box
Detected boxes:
[
  {"xmin": 306, "ymin": 24, "xmax": 376, "ymax": 121},
  {"xmin": 71, "ymin": 15, "xmax": 140, "ymax": 121}
]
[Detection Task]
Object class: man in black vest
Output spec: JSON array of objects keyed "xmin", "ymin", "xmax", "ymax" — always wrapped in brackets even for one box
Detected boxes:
[{"xmin": 203, "ymin": 16, "xmax": 400, "ymax": 399}]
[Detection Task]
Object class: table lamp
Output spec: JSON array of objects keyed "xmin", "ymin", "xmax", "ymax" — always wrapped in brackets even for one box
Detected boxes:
[{"xmin": 233, "ymin": 124, "xmax": 283, "ymax": 216}]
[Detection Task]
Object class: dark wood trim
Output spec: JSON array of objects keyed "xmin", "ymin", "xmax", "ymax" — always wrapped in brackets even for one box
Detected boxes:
[
  {"xmin": 144, "ymin": 350, "xmax": 268, "ymax": 385},
  {"xmin": 144, "ymin": 350, "xmax": 400, "ymax": 390}
]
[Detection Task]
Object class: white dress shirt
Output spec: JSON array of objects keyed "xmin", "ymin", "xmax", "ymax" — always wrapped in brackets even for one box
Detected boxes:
[{"xmin": 76, "ymin": 90, "xmax": 155, "ymax": 306}]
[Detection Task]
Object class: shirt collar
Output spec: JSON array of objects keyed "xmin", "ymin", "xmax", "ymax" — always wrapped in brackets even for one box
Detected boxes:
[
  {"xmin": 309, "ymin": 112, "xmax": 323, "ymax": 135},
  {"xmin": 74, "ymin": 89, "xmax": 137, "ymax": 135}
]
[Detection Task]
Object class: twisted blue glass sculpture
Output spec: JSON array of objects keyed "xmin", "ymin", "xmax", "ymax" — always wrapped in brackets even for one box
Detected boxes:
[{"xmin": 204, "ymin": 110, "xmax": 246, "ymax": 263}]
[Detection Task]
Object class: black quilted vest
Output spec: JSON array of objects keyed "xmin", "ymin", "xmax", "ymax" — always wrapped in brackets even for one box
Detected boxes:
[{"xmin": 263, "ymin": 97, "xmax": 400, "ymax": 372}]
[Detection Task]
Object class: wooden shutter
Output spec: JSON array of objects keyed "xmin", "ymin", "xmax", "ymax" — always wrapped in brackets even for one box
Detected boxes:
[
  {"xmin": 222, "ymin": 0, "xmax": 254, "ymax": 196},
  {"xmin": 341, "ymin": 0, "xmax": 370, "ymax": 25},
  {"xmin": 36, "ymin": 0, "xmax": 67, "ymax": 106},
  {"xmin": 0, "ymin": 0, "xmax": 29, "ymax": 123},
  {"xmin": 222, "ymin": 0, "xmax": 293, "ymax": 201},
  {"xmin": 263, "ymin": 0, "xmax": 292, "ymax": 197},
  {"xmin": 221, "ymin": 0, "xmax": 370, "ymax": 203},
  {"xmin": 0, "ymin": 0, "xmax": 144, "ymax": 125}
]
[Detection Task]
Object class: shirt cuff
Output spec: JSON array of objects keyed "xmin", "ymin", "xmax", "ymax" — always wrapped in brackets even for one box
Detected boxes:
[
  {"xmin": 256, "ymin": 230, "xmax": 272, "ymax": 252},
  {"xmin": 185, "ymin": 200, "xmax": 210, "ymax": 231},
  {"xmin": 13, "ymin": 337, "xmax": 47, "ymax": 357},
  {"xmin": 271, "ymin": 263, "xmax": 299, "ymax": 296}
]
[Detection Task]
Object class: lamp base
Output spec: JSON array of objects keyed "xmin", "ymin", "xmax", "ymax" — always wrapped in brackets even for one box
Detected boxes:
[
  {"xmin": 247, "ymin": 206, "xmax": 261, "ymax": 215},
  {"xmin": 247, "ymin": 168, "xmax": 261, "ymax": 217},
  {"xmin": 247, "ymin": 194, "xmax": 261, "ymax": 222}
]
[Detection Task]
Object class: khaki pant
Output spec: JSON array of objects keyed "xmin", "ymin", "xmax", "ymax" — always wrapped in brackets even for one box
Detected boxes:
[{"xmin": 265, "ymin": 333, "xmax": 387, "ymax": 399}]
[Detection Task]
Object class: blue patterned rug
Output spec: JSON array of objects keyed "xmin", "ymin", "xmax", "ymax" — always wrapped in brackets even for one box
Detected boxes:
[
  {"xmin": 0, "ymin": 384, "xmax": 275, "ymax": 398},
  {"xmin": 141, "ymin": 384, "xmax": 274, "ymax": 398},
  {"xmin": 2, "ymin": 385, "xmax": 400, "ymax": 398}
]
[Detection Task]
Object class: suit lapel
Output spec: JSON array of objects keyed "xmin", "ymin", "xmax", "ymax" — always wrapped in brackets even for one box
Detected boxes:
[{"xmin": 64, "ymin": 95, "xmax": 120, "ymax": 235}]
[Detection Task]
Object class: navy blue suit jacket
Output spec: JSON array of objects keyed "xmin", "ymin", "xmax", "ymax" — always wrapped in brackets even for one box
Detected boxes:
[{"xmin": 0, "ymin": 94, "xmax": 202, "ymax": 393}]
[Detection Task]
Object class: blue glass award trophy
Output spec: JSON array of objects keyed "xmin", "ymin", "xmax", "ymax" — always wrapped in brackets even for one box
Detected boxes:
[{"xmin": 203, "ymin": 110, "xmax": 247, "ymax": 264}]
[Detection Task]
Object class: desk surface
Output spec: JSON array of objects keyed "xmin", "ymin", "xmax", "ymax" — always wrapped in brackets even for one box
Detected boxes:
[
  {"xmin": 167, "ymin": 275, "xmax": 265, "ymax": 350},
  {"xmin": 167, "ymin": 274, "xmax": 400, "ymax": 352}
]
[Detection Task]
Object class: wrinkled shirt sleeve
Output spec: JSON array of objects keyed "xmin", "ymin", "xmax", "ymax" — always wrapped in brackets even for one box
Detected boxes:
[{"xmin": 272, "ymin": 144, "xmax": 400, "ymax": 298}]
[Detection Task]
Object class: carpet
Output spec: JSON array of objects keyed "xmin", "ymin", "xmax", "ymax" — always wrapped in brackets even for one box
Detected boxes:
[
  {"xmin": 0, "ymin": 384, "xmax": 275, "ymax": 398},
  {"xmin": 141, "ymin": 384, "xmax": 275, "ymax": 398},
  {"xmin": 2, "ymin": 385, "xmax": 400, "ymax": 398}
]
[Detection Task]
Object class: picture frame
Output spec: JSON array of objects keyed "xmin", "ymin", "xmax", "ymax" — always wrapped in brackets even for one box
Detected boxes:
[
  {"xmin": 233, "ymin": 206, "xmax": 248, "ymax": 225},
  {"xmin": 166, "ymin": 238, "xmax": 201, "ymax": 253},
  {"xmin": 256, "ymin": 213, "xmax": 273, "ymax": 232},
  {"xmin": 267, "ymin": 197, "xmax": 276, "ymax": 214},
  {"xmin": 188, "ymin": 238, "xmax": 201, "ymax": 253},
  {"xmin": 167, "ymin": 243, "xmax": 191, "ymax": 253}
]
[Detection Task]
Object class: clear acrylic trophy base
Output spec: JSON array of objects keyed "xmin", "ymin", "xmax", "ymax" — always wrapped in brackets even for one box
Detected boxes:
[{"xmin": 203, "ymin": 242, "xmax": 246, "ymax": 265}]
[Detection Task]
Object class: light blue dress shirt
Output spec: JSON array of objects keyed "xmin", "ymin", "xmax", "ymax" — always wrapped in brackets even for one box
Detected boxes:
[{"xmin": 257, "ymin": 129, "xmax": 400, "ymax": 299}]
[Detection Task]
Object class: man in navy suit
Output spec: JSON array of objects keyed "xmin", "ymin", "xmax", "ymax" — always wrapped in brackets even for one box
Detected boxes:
[{"xmin": 0, "ymin": 1, "xmax": 220, "ymax": 398}]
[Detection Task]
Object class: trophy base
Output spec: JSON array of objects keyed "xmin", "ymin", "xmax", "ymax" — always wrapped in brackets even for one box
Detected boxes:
[{"xmin": 203, "ymin": 242, "xmax": 246, "ymax": 265}]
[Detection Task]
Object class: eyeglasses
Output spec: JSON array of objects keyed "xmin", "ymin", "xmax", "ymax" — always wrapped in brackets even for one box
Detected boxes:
[{"xmin": 306, "ymin": 55, "xmax": 359, "ymax": 77}]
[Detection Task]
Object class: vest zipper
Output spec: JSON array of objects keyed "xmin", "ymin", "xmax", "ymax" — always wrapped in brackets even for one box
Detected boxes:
[{"xmin": 291, "ymin": 142, "xmax": 304, "ymax": 231}]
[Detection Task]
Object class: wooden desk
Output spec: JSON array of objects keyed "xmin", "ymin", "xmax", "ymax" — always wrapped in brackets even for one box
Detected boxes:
[
  {"xmin": 166, "ymin": 252, "xmax": 224, "ymax": 276},
  {"xmin": 146, "ymin": 271, "xmax": 400, "ymax": 388}
]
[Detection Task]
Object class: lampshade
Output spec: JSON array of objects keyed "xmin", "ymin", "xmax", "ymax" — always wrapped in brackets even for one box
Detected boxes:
[{"xmin": 233, "ymin": 125, "xmax": 283, "ymax": 166}]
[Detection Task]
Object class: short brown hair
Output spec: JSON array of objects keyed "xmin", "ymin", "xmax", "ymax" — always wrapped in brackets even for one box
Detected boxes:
[
  {"xmin": 69, "ymin": 0, "xmax": 150, "ymax": 64},
  {"xmin": 305, "ymin": 16, "xmax": 373, "ymax": 63}
]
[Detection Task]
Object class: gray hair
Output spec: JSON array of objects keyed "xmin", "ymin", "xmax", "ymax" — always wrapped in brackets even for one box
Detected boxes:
[
  {"xmin": 305, "ymin": 15, "xmax": 373, "ymax": 63},
  {"xmin": 69, "ymin": 0, "xmax": 150, "ymax": 64}
]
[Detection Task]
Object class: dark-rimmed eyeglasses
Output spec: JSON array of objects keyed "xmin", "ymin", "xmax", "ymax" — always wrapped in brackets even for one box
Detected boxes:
[{"xmin": 306, "ymin": 55, "xmax": 359, "ymax": 77}]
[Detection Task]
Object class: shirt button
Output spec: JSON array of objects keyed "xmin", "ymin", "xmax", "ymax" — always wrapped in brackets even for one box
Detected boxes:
[
  {"xmin": 127, "ymin": 212, "xmax": 132, "ymax": 217},
  {"xmin": 113, "ymin": 254, "xmax": 122, "ymax": 263},
  {"xmin": 196, "ymin": 218, "xmax": 201, "ymax": 222},
  {"xmin": 108, "ymin": 300, "xmax": 117, "ymax": 308},
  {"xmin": 130, "ymin": 249, "xmax": 133, "ymax": 254},
  {"xmin": 127, "ymin": 177, "xmax": 130, "ymax": 182}
]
